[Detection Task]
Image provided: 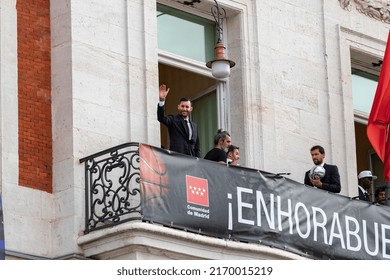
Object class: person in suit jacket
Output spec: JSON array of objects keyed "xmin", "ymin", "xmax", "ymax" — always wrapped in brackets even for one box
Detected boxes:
[
  {"xmin": 357, "ymin": 170, "xmax": 377, "ymax": 201},
  {"xmin": 157, "ymin": 84, "xmax": 200, "ymax": 157},
  {"xmin": 304, "ymin": 145, "xmax": 341, "ymax": 193}
]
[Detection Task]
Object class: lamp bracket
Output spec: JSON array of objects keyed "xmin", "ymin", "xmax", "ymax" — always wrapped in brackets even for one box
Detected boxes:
[{"xmin": 211, "ymin": 0, "xmax": 226, "ymax": 42}]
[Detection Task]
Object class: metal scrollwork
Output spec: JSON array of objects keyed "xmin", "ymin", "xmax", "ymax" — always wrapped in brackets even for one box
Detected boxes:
[
  {"xmin": 211, "ymin": 0, "xmax": 226, "ymax": 43},
  {"xmin": 80, "ymin": 143, "xmax": 141, "ymax": 233}
]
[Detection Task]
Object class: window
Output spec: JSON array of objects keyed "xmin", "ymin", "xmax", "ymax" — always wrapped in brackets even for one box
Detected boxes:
[
  {"xmin": 157, "ymin": 3, "xmax": 222, "ymax": 157},
  {"xmin": 351, "ymin": 50, "xmax": 384, "ymax": 186},
  {"xmin": 351, "ymin": 68, "xmax": 378, "ymax": 115},
  {"xmin": 157, "ymin": 3, "xmax": 215, "ymax": 62},
  {"xmin": 192, "ymin": 91, "xmax": 218, "ymax": 156}
]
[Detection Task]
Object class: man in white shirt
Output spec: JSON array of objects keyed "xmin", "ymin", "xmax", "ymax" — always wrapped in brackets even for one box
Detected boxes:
[{"xmin": 227, "ymin": 145, "xmax": 240, "ymax": 166}]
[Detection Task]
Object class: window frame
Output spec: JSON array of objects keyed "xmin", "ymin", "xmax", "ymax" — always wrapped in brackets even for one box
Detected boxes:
[{"xmin": 156, "ymin": 0, "xmax": 232, "ymax": 133}]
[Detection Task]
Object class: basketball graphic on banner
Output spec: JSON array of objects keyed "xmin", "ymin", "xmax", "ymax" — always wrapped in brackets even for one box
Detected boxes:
[
  {"xmin": 0, "ymin": 194, "xmax": 4, "ymax": 260},
  {"xmin": 139, "ymin": 144, "xmax": 169, "ymax": 208}
]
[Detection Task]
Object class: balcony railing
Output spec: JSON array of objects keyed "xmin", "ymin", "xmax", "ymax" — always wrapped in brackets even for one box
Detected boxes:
[{"xmin": 79, "ymin": 142, "xmax": 142, "ymax": 233}]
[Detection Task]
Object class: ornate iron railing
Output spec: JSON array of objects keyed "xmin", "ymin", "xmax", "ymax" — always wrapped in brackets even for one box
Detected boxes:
[{"xmin": 79, "ymin": 142, "xmax": 142, "ymax": 233}]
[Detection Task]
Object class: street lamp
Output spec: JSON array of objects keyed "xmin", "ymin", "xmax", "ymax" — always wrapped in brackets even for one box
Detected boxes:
[{"xmin": 206, "ymin": 0, "xmax": 235, "ymax": 79}]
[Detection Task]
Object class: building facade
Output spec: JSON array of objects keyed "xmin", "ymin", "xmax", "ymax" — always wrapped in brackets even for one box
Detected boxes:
[{"xmin": 0, "ymin": 0, "xmax": 389, "ymax": 259}]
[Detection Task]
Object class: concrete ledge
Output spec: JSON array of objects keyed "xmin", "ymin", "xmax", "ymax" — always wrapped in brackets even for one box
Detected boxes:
[{"xmin": 77, "ymin": 221, "xmax": 309, "ymax": 260}]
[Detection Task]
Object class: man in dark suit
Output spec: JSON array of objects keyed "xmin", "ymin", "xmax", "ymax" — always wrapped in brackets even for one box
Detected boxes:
[
  {"xmin": 304, "ymin": 145, "xmax": 341, "ymax": 193},
  {"xmin": 357, "ymin": 170, "xmax": 377, "ymax": 201},
  {"xmin": 157, "ymin": 84, "xmax": 200, "ymax": 157}
]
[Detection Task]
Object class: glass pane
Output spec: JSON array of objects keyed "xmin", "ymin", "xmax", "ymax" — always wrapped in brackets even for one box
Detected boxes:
[
  {"xmin": 352, "ymin": 69, "xmax": 378, "ymax": 114},
  {"xmin": 157, "ymin": 4, "xmax": 215, "ymax": 62},
  {"xmin": 192, "ymin": 92, "xmax": 218, "ymax": 158}
]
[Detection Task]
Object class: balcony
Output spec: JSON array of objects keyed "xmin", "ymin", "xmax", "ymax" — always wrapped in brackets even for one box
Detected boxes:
[
  {"xmin": 79, "ymin": 142, "xmax": 142, "ymax": 234},
  {"xmin": 78, "ymin": 143, "xmax": 390, "ymax": 260}
]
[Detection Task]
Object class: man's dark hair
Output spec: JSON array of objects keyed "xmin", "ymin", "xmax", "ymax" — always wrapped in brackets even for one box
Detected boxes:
[
  {"xmin": 227, "ymin": 145, "xmax": 239, "ymax": 154},
  {"xmin": 375, "ymin": 185, "xmax": 386, "ymax": 198},
  {"xmin": 179, "ymin": 97, "xmax": 191, "ymax": 105},
  {"xmin": 213, "ymin": 129, "xmax": 230, "ymax": 145},
  {"xmin": 310, "ymin": 145, "xmax": 325, "ymax": 154}
]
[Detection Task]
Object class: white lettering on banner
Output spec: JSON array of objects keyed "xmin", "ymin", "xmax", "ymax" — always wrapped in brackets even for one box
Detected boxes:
[
  {"xmin": 295, "ymin": 202, "xmax": 311, "ymax": 239},
  {"xmin": 237, "ymin": 187, "xmax": 254, "ymax": 225},
  {"xmin": 227, "ymin": 193, "xmax": 233, "ymax": 230},
  {"xmin": 256, "ymin": 191, "xmax": 275, "ymax": 230},
  {"xmin": 345, "ymin": 216, "xmax": 361, "ymax": 251},
  {"xmin": 363, "ymin": 220, "xmax": 379, "ymax": 256},
  {"xmin": 232, "ymin": 186, "xmax": 390, "ymax": 259},
  {"xmin": 312, "ymin": 206, "xmax": 328, "ymax": 244},
  {"xmin": 329, "ymin": 213, "xmax": 345, "ymax": 248},
  {"xmin": 382, "ymin": 225, "xmax": 390, "ymax": 259},
  {"xmin": 277, "ymin": 195, "xmax": 293, "ymax": 234},
  {"xmin": 186, "ymin": 205, "xmax": 210, "ymax": 220},
  {"xmin": 187, "ymin": 205, "xmax": 210, "ymax": 213}
]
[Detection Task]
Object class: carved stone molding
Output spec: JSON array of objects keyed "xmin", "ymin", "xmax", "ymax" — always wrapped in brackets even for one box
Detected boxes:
[
  {"xmin": 339, "ymin": 0, "xmax": 352, "ymax": 10},
  {"xmin": 339, "ymin": 0, "xmax": 390, "ymax": 23}
]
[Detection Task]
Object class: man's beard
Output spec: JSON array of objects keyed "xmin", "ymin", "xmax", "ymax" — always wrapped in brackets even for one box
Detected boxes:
[{"xmin": 313, "ymin": 159, "xmax": 322, "ymax": 165}]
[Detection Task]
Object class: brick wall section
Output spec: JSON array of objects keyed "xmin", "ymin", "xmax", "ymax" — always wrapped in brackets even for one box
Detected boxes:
[{"xmin": 17, "ymin": 0, "xmax": 52, "ymax": 193}]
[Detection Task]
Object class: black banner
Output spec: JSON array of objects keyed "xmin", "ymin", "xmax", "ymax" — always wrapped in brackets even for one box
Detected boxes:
[
  {"xmin": 0, "ymin": 194, "xmax": 4, "ymax": 260},
  {"xmin": 139, "ymin": 144, "xmax": 390, "ymax": 260}
]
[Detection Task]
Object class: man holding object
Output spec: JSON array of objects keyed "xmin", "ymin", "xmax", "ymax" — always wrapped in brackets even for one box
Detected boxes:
[{"xmin": 304, "ymin": 145, "xmax": 341, "ymax": 193}]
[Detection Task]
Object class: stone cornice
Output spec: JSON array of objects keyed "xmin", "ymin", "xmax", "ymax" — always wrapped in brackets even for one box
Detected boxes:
[
  {"xmin": 78, "ymin": 221, "xmax": 308, "ymax": 259},
  {"xmin": 339, "ymin": 0, "xmax": 390, "ymax": 24}
]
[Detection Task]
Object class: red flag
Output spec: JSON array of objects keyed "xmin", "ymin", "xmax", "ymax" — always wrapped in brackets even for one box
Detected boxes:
[{"xmin": 367, "ymin": 31, "xmax": 390, "ymax": 181}]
